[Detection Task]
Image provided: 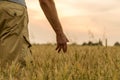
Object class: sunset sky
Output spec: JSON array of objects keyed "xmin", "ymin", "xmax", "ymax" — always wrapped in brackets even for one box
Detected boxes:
[{"xmin": 25, "ymin": 0, "xmax": 120, "ymax": 45}]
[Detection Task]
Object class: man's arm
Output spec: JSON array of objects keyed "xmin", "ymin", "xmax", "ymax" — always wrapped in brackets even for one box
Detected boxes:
[{"xmin": 39, "ymin": 0, "xmax": 69, "ymax": 53}]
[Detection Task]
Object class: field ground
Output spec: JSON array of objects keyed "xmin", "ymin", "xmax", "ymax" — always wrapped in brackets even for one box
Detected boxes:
[{"xmin": 0, "ymin": 44, "xmax": 120, "ymax": 80}]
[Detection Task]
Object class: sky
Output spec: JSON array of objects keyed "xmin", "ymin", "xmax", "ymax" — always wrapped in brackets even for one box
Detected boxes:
[{"xmin": 25, "ymin": 0, "xmax": 120, "ymax": 45}]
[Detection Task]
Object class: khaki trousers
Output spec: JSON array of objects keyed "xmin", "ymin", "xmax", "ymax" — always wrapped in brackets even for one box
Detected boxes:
[{"xmin": 0, "ymin": 1, "xmax": 31, "ymax": 66}]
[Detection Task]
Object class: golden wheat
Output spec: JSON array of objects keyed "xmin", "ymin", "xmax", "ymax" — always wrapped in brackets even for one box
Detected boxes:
[{"xmin": 0, "ymin": 44, "xmax": 120, "ymax": 80}]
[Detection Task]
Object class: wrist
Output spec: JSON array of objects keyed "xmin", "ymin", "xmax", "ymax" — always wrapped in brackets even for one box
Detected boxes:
[{"xmin": 56, "ymin": 31, "xmax": 64, "ymax": 36}]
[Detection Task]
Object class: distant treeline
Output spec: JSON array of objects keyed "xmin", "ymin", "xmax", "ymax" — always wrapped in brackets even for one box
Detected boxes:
[
  {"xmin": 114, "ymin": 42, "xmax": 120, "ymax": 46},
  {"xmin": 82, "ymin": 40, "xmax": 103, "ymax": 46},
  {"xmin": 81, "ymin": 41, "xmax": 120, "ymax": 46},
  {"xmin": 72, "ymin": 40, "xmax": 120, "ymax": 46},
  {"xmin": 32, "ymin": 41, "xmax": 120, "ymax": 47}
]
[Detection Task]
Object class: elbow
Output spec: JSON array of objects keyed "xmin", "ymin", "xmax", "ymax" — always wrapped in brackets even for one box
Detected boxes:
[
  {"xmin": 39, "ymin": 0, "xmax": 47, "ymax": 4},
  {"xmin": 39, "ymin": 0, "xmax": 54, "ymax": 5}
]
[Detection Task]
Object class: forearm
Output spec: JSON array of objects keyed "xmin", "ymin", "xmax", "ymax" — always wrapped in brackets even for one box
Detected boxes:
[{"xmin": 39, "ymin": 0, "xmax": 64, "ymax": 35}]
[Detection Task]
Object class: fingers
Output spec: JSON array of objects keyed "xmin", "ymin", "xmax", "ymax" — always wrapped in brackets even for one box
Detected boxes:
[
  {"xmin": 58, "ymin": 46, "xmax": 62, "ymax": 53},
  {"xmin": 63, "ymin": 43, "xmax": 67, "ymax": 53},
  {"xmin": 56, "ymin": 45, "xmax": 59, "ymax": 50},
  {"xmin": 56, "ymin": 44, "xmax": 62, "ymax": 53},
  {"xmin": 56, "ymin": 43, "xmax": 67, "ymax": 53}
]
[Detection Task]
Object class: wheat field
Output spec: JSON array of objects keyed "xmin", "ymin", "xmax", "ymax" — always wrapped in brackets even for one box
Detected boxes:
[{"xmin": 0, "ymin": 44, "xmax": 120, "ymax": 80}]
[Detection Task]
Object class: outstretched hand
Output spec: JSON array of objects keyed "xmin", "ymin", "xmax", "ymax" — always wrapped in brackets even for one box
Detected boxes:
[
  {"xmin": 56, "ymin": 33, "xmax": 69, "ymax": 53},
  {"xmin": 39, "ymin": 0, "xmax": 68, "ymax": 52}
]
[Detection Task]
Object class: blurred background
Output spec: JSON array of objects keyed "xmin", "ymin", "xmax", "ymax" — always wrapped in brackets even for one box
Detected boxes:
[{"xmin": 26, "ymin": 0, "xmax": 120, "ymax": 46}]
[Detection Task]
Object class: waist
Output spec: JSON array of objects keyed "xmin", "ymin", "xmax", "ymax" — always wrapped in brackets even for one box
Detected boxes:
[{"xmin": 0, "ymin": 0, "xmax": 26, "ymax": 6}]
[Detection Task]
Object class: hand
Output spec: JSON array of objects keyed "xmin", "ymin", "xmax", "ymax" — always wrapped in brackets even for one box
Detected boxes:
[{"xmin": 56, "ymin": 33, "xmax": 69, "ymax": 53}]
